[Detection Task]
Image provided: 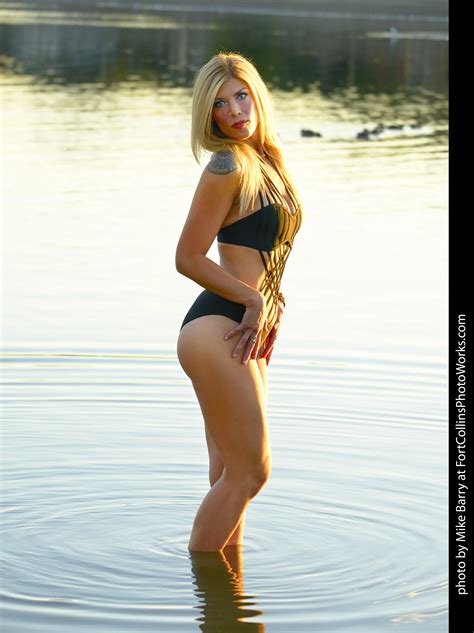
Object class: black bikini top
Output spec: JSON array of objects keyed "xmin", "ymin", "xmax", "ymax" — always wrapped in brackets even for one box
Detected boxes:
[{"xmin": 217, "ymin": 166, "xmax": 302, "ymax": 252}]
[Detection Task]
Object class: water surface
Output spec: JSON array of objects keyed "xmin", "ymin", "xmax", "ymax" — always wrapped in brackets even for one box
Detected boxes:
[{"xmin": 1, "ymin": 5, "xmax": 448, "ymax": 632}]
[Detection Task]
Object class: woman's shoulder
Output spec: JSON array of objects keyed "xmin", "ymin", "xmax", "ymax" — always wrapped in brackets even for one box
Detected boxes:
[{"xmin": 206, "ymin": 148, "xmax": 240, "ymax": 175}]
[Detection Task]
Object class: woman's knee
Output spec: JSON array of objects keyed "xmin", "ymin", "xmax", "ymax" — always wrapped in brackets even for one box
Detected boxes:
[
  {"xmin": 248, "ymin": 461, "xmax": 271, "ymax": 497},
  {"xmin": 227, "ymin": 454, "xmax": 272, "ymax": 498},
  {"xmin": 209, "ymin": 461, "xmax": 224, "ymax": 486}
]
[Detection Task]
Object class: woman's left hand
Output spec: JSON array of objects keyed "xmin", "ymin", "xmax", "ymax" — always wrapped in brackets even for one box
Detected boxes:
[{"xmin": 259, "ymin": 300, "xmax": 284, "ymax": 366}]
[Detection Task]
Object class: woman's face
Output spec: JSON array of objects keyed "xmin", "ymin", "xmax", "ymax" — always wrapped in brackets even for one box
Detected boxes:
[{"xmin": 211, "ymin": 77, "xmax": 259, "ymax": 146}]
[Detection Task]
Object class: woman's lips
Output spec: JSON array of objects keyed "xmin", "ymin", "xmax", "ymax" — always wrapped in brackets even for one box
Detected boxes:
[{"xmin": 231, "ymin": 120, "xmax": 249, "ymax": 129}]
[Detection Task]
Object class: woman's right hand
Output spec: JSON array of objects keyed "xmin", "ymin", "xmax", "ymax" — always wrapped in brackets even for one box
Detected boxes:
[{"xmin": 223, "ymin": 293, "xmax": 268, "ymax": 365}]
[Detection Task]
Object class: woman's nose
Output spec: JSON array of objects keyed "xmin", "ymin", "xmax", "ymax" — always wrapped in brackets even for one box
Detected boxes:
[{"xmin": 229, "ymin": 101, "xmax": 241, "ymax": 117}]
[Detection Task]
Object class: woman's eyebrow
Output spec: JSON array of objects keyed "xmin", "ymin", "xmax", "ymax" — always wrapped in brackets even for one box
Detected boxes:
[{"xmin": 214, "ymin": 87, "xmax": 247, "ymax": 101}]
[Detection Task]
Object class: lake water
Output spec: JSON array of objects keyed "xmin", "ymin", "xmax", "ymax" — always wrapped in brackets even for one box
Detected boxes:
[{"xmin": 0, "ymin": 4, "xmax": 448, "ymax": 632}]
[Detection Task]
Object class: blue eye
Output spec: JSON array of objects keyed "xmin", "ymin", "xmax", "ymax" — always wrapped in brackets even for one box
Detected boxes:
[{"xmin": 213, "ymin": 92, "xmax": 247, "ymax": 108}]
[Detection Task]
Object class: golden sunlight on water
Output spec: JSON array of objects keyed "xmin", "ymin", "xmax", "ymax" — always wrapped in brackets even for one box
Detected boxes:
[{"xmin": 2, "ymin": 81, "xmax": 447, "ymax": 359}]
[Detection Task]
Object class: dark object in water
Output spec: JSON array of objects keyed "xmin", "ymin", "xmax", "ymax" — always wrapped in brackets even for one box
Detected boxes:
[
  {"xmin": 356, "ymin": 128, "xmax": 373, "ymax": 140},
  {"xmin": 356, "ymin": 123, "xmax": 385, "ymax": 139},
  {"xmin": 356, "ymin": 123, "xmax": 424, "ymax": 140},
  {"xmin": 301, "ymin": 129, "xmax": 322, "ymax": 137}
]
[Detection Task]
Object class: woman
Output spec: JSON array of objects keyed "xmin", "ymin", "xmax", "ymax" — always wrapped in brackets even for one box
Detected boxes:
[{"xmin": 176, "ymin": 52, "xmax": 303, "ymax": 552}]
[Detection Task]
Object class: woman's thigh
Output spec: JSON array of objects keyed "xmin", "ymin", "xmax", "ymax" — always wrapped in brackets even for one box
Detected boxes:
[
  {"xmin": 203, "ymin": 355, "xmax": 267, "ymax": 459},
  {"xmin": 177, "ymin": 315, "xmax": 270, "ymax": 476}
]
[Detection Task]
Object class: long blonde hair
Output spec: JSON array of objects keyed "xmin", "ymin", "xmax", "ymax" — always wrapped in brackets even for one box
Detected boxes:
[{"xmin": 191, "ymin": 51, "xmax": 302, "ymax": 218}]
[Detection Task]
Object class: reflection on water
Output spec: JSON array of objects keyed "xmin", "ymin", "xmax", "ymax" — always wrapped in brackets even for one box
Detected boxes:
[
  {"xmin": 190, "ymin": 547, "xmax": 265, "ymax": 631},
  {"xmin": 0, "ymin": 4, "xmax": 447, "ymax": 94},
  {"xmin": 1, "ymin": 5, "xmax": 448, "ymax": 633}
]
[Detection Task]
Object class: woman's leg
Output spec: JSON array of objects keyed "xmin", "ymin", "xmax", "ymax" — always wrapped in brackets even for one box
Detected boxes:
[
  {"xmin": 204, "ymin": 421, "xmax": 247, "ymax": 546},
  {"xmin": 177, "ymin": 317, "xmax": 271, "ymax": 552},
  {"xmin": 204, "ymin": 356, "xmax": 268, "ymax": 546}
]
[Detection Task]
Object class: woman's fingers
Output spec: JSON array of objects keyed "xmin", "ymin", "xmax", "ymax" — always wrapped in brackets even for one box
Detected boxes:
[
  {"xmin": 250, "ymin": 334, "xmax": 262, "ymax": 361},
  {"xmin": 229, "ymin": 329, "xmax": 251, "ymax": 359},
  {"xmin": 228, "ymin": 329, "xmax": 261, "ymax": 364},
  {"xmin": 224, "ymin": 321, "xmax": 263, "ymax": 343},
  {"xmin": 241, "ymin": 329, "xmax": 261, "ymax": 365},
  {"xmin": 223, "ymin": 304, "xmax": 268, "ymax": 363},
  {"xmin": 223, "ymin": 327, "xmax": 237, "ymax": 340},
  {"xmin": 260, "ymin": 322, "xmax": 280, "ymax": 363},
  {"xmin": 246, "ymin": 329, "xmax": 264, "ymax": 364},
  {"xmin": 226, "ymin": 317, "xmax": 280, "ymax": 364}
]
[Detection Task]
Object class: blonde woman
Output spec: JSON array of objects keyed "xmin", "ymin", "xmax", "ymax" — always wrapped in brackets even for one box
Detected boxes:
[{"xmin": 176, "ymin": 52, "xmax": 303, "ymax": 552}]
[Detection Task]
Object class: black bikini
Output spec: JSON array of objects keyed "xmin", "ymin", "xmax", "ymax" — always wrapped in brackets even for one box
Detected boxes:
[{"xmin": 180, "ymin": 159, "xmax": 302, "ymax": 356}]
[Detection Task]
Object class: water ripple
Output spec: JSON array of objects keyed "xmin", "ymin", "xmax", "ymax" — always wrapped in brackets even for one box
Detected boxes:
[{"xmin": 1, "ymin": 347, "xmax": 447, "ymax": 632}]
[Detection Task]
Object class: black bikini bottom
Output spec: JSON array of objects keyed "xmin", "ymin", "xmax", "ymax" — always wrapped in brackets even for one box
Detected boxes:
[{"xmin": 180, "ymin": 289, "xmax": 246, "ymax": 330}]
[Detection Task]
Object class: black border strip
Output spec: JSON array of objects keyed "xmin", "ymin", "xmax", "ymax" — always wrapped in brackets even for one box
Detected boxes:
[{"xmin": 448, "ymin": 4, "xmax": 472, "ymax": 629}]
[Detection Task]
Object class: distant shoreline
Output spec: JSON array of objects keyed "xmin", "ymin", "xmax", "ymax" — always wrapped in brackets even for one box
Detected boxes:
[{"xmin": 0, "ymin": 0, "xmax": 448, "ymax": 21}]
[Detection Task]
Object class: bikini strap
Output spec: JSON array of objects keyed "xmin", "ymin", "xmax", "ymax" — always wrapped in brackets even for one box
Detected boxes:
[
  {"xmin": 262, "ymin": 161, "xmax": 297, "ymax": 214},
  {"xmin": 262, "ymin": 168, "xmax": 279, "ymax": 206}
]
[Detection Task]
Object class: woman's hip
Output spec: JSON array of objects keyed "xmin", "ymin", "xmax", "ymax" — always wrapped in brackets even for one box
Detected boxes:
[
  {"xmin": 177, "ymin": 289, "xmax": 275, "ymax": 372},
  {"xmin": 180, "ymin": 289, "xmax": 246, "ymax": 331}
]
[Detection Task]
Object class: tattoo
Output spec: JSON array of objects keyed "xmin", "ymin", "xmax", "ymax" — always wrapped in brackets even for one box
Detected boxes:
[{"xmin": 207, "ymin": 150, "xmax": 237, "ymax": 175}]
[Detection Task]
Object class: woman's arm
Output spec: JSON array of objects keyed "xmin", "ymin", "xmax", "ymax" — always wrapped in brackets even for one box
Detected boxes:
[
  {"xmin": 176, "ymin": 151, "xmax": 269, "ymax": 364},
  {"xmin": 175, "ymin": 152, "xmax": 260, "ymax": 308}
]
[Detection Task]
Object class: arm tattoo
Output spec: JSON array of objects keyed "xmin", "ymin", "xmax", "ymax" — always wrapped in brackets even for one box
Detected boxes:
[{"xmin": 206, "ymin": 150, "xmax": 237, "ymax": 175}]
